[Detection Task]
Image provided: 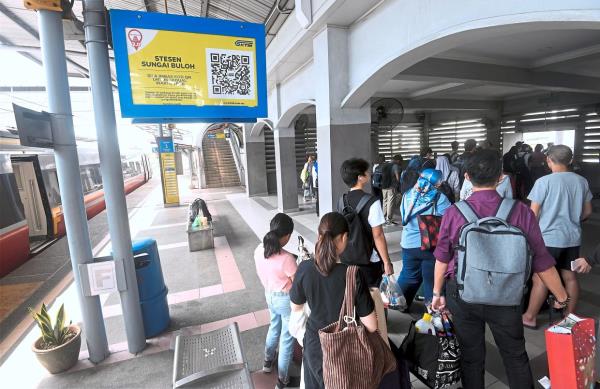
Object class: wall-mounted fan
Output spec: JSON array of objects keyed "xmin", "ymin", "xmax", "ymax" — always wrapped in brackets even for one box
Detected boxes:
[
  {"xmin": 372, "ymin": 98, "xmax": 404, "ymax": 128},
  {"xmin": 295, "ymin": 114, "xmax": 309, "ymax": 132}
]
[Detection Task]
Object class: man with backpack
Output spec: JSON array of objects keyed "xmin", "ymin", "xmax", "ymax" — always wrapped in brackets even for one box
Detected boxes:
[
  {"xmin": 339, "ymin": 158, "xmax": 394, "ymax": 285},
  {"xmin": 430, "ymin": 149, "xmax": 568, "ymax": 389},
  {"xmin": 381, "ymin": 155, "xmax": 403, "ymax": 225}
]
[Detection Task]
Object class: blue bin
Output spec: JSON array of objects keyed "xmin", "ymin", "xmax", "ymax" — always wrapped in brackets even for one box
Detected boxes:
[{"xmin": 132, "ymin": 238, "xmax": 170, "ymax": 338}]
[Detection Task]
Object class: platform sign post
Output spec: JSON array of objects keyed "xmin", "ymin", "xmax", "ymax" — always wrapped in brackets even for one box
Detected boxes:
[
  {"xmin": 37, "ymin": 7, "xmax": 109, "ymax": 363},
  {"xmin": 157, "ymin": 137, "xmax": 180, "ymax": 206},
  {"xmin": 83, "ymin": 0, "xmax": 146, "ymax": 354},
  {"xmin": 109, "ymin": 9, "xmax": 267, "ymax": 123}
]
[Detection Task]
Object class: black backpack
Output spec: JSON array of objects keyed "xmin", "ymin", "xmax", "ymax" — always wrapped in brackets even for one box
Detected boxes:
[
  {"xmin": 337, "ymin": 194, "xmax": 374, "ymax": 265},
  {"xmin": 372, "ymin": 165, "xmax": 383, "ymax": 189},
  {"xmin": 438, "ymin": 172, "xmax": 456, "ymax": 203},
  {"xmin": 381, "ymin": 163, "xmax": 394, "ymax": 189}
]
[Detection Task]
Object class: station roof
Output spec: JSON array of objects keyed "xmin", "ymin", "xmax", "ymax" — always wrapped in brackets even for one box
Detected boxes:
[{"xmin": 0, "ymin": 0, "xmax": 292, "ymax": 81}]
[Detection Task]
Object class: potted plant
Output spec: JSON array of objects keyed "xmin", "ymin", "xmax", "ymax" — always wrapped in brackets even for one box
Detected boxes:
[{"xmin": 29, "ymin": 303, "xmax": 81, "ymax": 374}]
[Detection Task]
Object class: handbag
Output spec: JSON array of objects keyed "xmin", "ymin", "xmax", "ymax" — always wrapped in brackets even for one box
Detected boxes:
[
  {"xmin": 417, "ymin": 194, "xmax": 442, "ymax": 251},
  {"xmin": 319, "ymin": 266, "xmax": 396, "ymax": 389},
  {"xmin": 400, "ymin": 315, "xmax": 461, "ymax": 389}
]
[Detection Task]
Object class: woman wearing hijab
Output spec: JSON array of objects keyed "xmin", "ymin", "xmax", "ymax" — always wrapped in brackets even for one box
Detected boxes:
[
  {"xmin": 398, "ymin": 169, "xmax": 451, "ymax": 308},
  {"xmin": 435, "ymin": 155, "xmax": 460, "ymax": 200}
]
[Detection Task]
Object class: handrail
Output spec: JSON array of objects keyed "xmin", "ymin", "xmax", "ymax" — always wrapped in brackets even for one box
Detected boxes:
[{"xmin": 228, "ymin": 132, "xmax": 246, "ymax": 187}]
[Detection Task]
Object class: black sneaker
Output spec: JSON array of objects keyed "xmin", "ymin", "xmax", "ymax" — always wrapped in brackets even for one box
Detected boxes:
[
  {"xmin": 275, "ymin": 378, "xmax": 288, "ymax": 389},
  {"xmin": 262, "ymin": 360, "xmax": 273, "ymax": 373}
]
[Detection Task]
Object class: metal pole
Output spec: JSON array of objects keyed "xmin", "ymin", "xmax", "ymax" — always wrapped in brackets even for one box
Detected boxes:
[
  {"xmin": 37, "ymin": 9, "xmax": 109, "ymax": 363},
  {"xmin": 83, "ymin": 0, "xmax": 146, "ymax": 353},
  {"xmin": 157, "ymin": 124, "xmax": 167, "ymax": 205}
]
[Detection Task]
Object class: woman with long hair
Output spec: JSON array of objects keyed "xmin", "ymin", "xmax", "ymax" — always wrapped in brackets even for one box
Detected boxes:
[
  {"xmin": 290, "ymin": 212, "xmax": 377, "ymax": 388},
  {"xmin": 399, "ymin": 169, "xmax": 451, "ymax": 308},
  {"xmin": 254, "ymin": 213, "xmax": 297, "ymax": 389}
]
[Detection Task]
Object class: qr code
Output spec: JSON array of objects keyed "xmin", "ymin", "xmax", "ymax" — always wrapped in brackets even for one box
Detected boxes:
[{"xmin": 206, "ymin": 48, "xmax": 255, "ymax": 100}]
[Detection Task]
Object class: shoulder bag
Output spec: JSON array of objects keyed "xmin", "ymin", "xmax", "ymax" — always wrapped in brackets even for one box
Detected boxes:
[{"xmin": 319, "ymin": 266, "xmax": 396, "ymax": 389}]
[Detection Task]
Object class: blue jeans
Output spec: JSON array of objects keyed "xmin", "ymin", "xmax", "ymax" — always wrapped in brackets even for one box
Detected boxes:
[
  {"xmin": 398, "ymin": 247, "xmax": 435, "ymax": 306},
  {"xmin": 264, "ymin": 292, "xmax": 294, "ymax": 381}
]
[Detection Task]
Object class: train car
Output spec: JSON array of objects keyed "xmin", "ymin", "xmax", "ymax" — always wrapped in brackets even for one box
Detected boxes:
[{"xmin": 0, "ymin": 128, "xmax": 153, "ymax": 277}]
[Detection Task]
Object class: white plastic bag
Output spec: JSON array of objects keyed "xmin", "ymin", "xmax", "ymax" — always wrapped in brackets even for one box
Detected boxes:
[{"xmin": 379, "ymin": 274, "xmax": 407, "ymax": 311}]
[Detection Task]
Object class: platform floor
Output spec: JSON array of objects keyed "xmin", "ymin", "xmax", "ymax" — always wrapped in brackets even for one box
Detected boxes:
[{"xmin": 0, "ymin": 176, "xmax": 599, "ymax": 389}]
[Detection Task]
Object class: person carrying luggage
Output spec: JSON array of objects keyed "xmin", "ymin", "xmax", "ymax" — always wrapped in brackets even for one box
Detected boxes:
[
  {"xmin": 290, "ymin": 212, "xmax": 378, "ymax": 388},
  {"xmin": 431, "ymin": 149, "xmax": 569, "ymax": 389},
  {"xmin": 398, "ymin": 168, "xmax": 451, "ymax": 308}
]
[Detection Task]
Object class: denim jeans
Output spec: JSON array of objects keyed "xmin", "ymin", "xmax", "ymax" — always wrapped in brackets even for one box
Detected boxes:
[
  {"xmin": 397, "ymin": 247, "xmax": 435, "ymax": 306},
  {"xmin": 264, "ymin": 291, "xmax": 294, "ymax": 382}
]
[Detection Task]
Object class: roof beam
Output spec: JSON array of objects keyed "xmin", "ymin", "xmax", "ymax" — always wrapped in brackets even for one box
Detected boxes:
[
  {"xmin": 532, "ymin": 43, "xmax": 600, "ymax": 69},
  {"xmin": 200, "ymin": 0, "xmax": 209, "ymax": 17},
  {"xmin": 394, "ymin": 57, "xmax": 600, "ymax": 94},
  {"xmin": 389, "ymin": 98, "xmax": 499, "ymax": 112},
  {"xmin": 409, "ymin": 82, "xmax": 467, "ymax": 100}
]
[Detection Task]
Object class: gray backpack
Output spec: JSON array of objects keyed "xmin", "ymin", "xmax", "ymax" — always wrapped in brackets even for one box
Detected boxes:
[{"xmin": 455, "ymin": 198, "xmax": 532, "ymax": 306}]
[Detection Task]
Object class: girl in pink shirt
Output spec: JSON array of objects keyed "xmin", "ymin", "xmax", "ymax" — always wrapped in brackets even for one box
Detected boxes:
[{"xmin": 254, "ymin": 213, "xmax": 297, "ymax": 389}]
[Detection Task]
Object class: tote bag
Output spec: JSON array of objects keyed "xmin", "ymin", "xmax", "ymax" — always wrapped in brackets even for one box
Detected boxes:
[{"xmin": 318, "ymin": 266, "xmax": 396, "ymax": 389}]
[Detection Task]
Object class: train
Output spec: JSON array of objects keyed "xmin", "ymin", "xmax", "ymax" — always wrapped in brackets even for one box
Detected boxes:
[{"xmin": 0, "ymin": 127, "xmax": 153, "ymax": 277}]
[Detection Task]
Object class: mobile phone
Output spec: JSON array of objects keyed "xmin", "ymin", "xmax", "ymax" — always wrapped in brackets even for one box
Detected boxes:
[{"xmin": 570, "ymin": 260, "xmax": 577, "ymax": 271}]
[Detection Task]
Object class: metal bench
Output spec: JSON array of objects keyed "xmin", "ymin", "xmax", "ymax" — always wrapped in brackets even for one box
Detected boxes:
[{"xmin": 172, "ymin": 323, "xmax": 254, "ymax": 388}]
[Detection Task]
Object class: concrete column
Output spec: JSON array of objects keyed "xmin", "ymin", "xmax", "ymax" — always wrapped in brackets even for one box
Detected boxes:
[
  {"xmin": 485, "ymin": 104, "xmax": 503, "ymax": 150},
  {"xmin": 244, "ymin": 124, "xmax": 268, "ymax": 197},
  {"xmin": 274, "ymin": 127, "xmax": 299, "ymax": 212},
  {"xmin": 313, "ymin": 26, "xmax": 372, "ymax": 214}
]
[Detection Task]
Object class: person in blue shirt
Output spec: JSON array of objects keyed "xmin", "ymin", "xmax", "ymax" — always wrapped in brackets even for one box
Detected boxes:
[{"xmin": 398, "ymin": 169, "xmax": 451, "ymax": 308}]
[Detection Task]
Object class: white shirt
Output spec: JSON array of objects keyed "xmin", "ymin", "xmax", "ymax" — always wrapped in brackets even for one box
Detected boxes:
[{"xmin": 367, "ymin": 200, "xmax": 386, "ymax": 262}]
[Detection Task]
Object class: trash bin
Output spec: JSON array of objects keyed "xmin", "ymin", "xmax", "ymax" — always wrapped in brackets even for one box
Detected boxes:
[
  {"xmin": 187, "ymin": 222, "xmax": 214, "ymax": 251},
  {"xmin": 132, "ymin": 238, "xmax": 170, "ymax": 338}
]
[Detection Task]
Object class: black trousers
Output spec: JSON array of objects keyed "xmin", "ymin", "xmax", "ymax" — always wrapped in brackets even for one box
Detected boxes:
[
  {"xmin": 445, "ymin": 280, "xmax": 534, "ymax": 389},
  {"xmin": 358, "ymin": 260, "xmax": 384, "ymax": 288},
  {"xmin": 303, "ymin": 330, "xmax": 324, "ymax": 388}
]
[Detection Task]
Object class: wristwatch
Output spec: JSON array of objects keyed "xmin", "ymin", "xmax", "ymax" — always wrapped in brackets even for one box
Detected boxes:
[{"xmin": 432, "ymin": 291, "xmax": 442, "ymax": 297}]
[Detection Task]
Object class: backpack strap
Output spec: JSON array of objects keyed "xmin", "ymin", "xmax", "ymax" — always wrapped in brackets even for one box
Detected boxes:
[
  {"xmin": 495, "ymin": 198, "xmax": 516, "ymax": 222},
  {"xmin": 337, "ymin": 193, "xmax": 348, "ymax": 213},
  {"xmin": 355, "ymin": 194, "xmax": 372, "ymax": 214},
  {"xmin": 454, "ymin": 200, "xmax": 479, "ymax": 223}
]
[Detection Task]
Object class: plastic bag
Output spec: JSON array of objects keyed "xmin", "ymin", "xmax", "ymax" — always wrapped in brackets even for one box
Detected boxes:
[
  {"xmin": 380, "ymin": 274, "xmax": 407, "ymax": 311},
  {"xmin": 192, "ymin": 215, "xmax": 201, "ymax": 228}
]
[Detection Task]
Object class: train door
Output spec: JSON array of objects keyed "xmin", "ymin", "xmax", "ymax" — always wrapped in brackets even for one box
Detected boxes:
[{"xmin": 12, "ymin": 161, "xmax": 47, "ymax": 238}]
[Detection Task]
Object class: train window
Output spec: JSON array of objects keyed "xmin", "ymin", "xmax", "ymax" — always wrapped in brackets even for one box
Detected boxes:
[
  {"xmin": 0, "ymin": 173, "xmax": 25, "ymax": 230},
  {"xmin": 42, "ymin": 170, "xmax": 61, "ymax": 207},
  {"xmin": 13, "ymin": 164, "xmax": 23, "ymax": 190}
]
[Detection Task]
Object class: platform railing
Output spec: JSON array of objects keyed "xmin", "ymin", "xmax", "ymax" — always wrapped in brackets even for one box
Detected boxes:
[{"xmin": 228, "ymin": 133, "xmax": 246, "ymax": 187}]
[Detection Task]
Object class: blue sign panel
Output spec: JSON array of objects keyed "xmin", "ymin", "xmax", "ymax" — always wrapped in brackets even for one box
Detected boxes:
[
  {"xmin": 110, "ymin": 10, "xmax": 267, "ymax": 122},
  {"xmin": 158, "ymin": 137, "xmax": 175, "ymax": 153}
]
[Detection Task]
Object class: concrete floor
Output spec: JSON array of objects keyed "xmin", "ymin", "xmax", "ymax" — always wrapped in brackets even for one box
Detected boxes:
[{"xmin": 1, "ymin": 177, "xmax": 599, "ymax": 388}]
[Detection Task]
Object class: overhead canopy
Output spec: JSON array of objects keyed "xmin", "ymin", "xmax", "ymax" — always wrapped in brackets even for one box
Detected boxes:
[{"xmin": 0, "ymin": 0, "xmax": 293, "ymax": 81}]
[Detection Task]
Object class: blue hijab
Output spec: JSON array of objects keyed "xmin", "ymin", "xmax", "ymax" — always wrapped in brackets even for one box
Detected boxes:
[{"xmin": 401, "ymin": 169, "xmax": 443, "ymax": 225}]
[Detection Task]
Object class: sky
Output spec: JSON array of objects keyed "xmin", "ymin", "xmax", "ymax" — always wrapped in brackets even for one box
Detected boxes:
[{"xmin": 0, "ymin": 50, "xmax": 155, "ymax": 148}]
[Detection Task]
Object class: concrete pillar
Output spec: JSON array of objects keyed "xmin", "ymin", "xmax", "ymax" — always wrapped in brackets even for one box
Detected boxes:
[
  {"xmin": 244, "ymin": 124, "xmax": 268, "ymax": 197},
  {"xmin": 485, "ymin": 104, "xmax": 503, "ymax": 151},
  {"xmin": 313, "ymin": 26, "xmax": 372, "ymax": 214},
  {"xmin": 274, "ymin": 127, "xmax": 299, "ymax": 212}
]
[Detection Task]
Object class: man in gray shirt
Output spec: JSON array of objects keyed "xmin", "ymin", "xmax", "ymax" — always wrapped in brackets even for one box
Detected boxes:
[{"xmin": 522, "ymin": 145, "xmax": 592, "ymax": 328}]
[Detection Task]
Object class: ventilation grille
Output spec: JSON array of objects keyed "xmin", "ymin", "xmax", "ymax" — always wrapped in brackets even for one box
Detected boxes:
[
  {"xmin": 583, "ymin": 112, "xmax": 600, "ymax": 163},
  {"xmin": 264, "ymin": 127, "xmax": 276, "ymax": 173},
  {"xmin": 372, "ymin": 123, "xmax": 422, "ymax": 160},
  {"xmin": 428, "ymin": 119, "xmax": 486, "ymax": 155}
]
